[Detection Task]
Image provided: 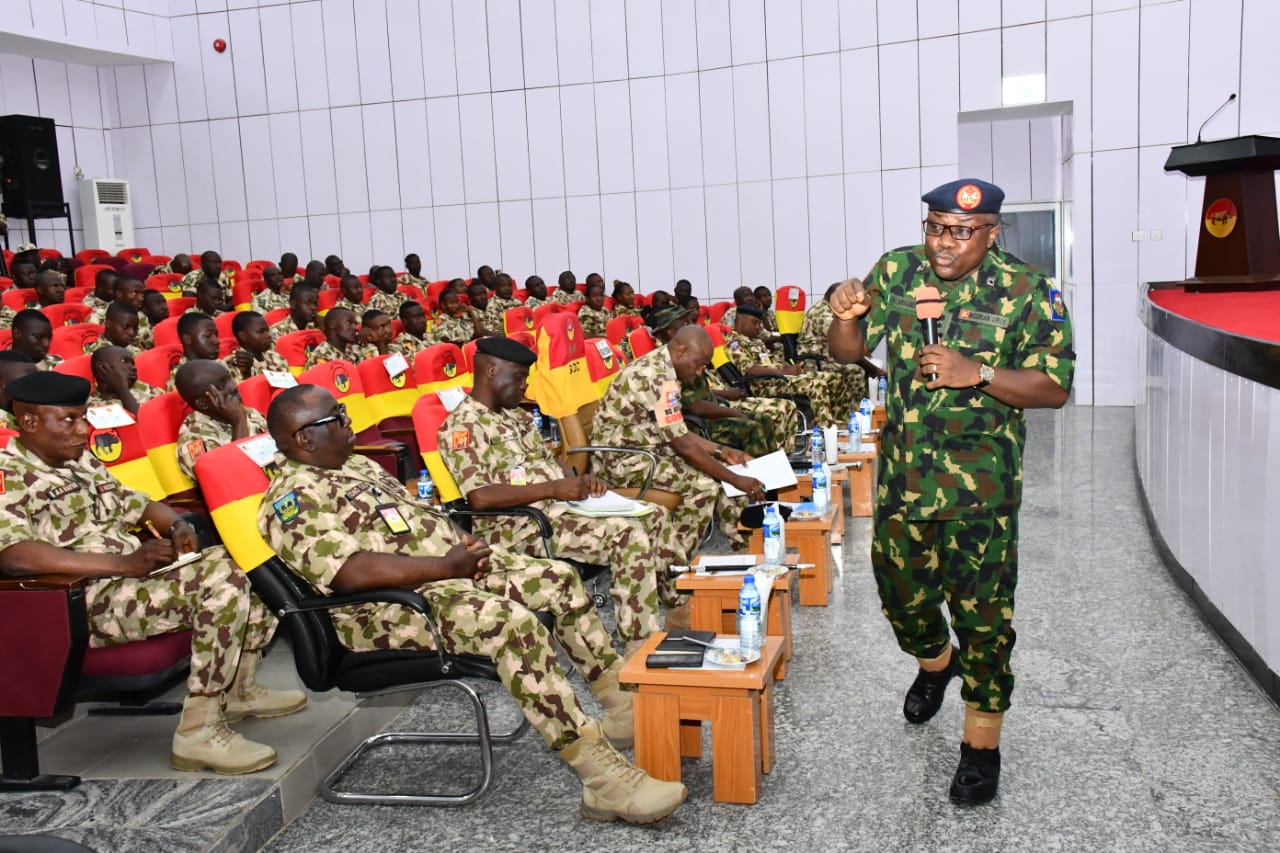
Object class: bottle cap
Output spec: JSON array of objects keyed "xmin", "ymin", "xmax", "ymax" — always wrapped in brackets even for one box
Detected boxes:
[{"xmin": 419, "ymin": 469, "xmax": 427, "ymax": 476}]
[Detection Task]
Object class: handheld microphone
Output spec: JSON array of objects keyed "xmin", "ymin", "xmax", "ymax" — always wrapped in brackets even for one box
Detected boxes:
[
  {"xmin": 915, "ymin": 285, "xmax": 943, "ymax": 382},
  {"xmin": 1196, "ymin": 93, "xmax": 1237, "ymax": 144}
]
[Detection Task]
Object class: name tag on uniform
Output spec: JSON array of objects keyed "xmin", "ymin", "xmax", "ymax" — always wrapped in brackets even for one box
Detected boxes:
[
  {"xmin": 957, "ymin": 309, "xmax": 1010, "ymax": 329},
  {"xmin": 654, "ymin": 380, "xmax": 684, "ymax": 427},
  {"xmin": 510, "ymin": 464, "xmax": 527, "ymax": 486},
  {"xmin": 376, "ymin": 504, "xmax": 411, "ymax": 535}
]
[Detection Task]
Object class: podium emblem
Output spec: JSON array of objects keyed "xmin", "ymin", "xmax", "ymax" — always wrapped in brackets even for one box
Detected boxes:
[{"xmin": 1204, "ymin": 198, "xmax": 1237, "ymax": 238}]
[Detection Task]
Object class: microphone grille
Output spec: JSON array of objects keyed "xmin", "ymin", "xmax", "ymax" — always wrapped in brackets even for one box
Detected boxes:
[{"xmin": 914, "ymin": 286, "xmax": 944, "ymax": 320}]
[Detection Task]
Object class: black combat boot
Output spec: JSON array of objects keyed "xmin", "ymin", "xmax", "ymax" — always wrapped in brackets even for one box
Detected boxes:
[
  {"xmin": 902, "ymin": 646, "xmax": 960, "ymax": 724},
  {"xmin": 949, "ymin": 742, "xmax": 1001, "ymax": 804}
]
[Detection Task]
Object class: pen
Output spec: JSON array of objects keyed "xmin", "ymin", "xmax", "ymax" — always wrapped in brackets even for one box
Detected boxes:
[{"xmin": 144, "ymin": 520, "xmax": 164, "ymax": 539}]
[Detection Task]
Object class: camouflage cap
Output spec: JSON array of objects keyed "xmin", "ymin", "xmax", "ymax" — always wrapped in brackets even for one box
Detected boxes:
[{"xmin": 648, "ymin": 305, "xmax": 692, "ymax": 332}]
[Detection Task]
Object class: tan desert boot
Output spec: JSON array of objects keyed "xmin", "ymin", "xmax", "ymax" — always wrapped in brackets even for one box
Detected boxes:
[
  {"xmin": 590, "ymin": 669, "xmax": 634, "ymax": 749},
  {"xmin": 664, "ymin": 602, "xmax": 692, "ymax": 631},
  {"xmin": 560, "ymin": 721, "xmax": 686, "ymax": 824},
  {"xmin": 223, "ymin": 651, "xmax": 308, "ymax": 722},
  {"xmin": 171, "ymin": 695, "xmax": 277, "ymax": 775}
]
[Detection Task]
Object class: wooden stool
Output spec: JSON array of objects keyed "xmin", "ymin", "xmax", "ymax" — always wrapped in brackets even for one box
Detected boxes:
[
  {"xmin": 739, "ymin": 506, "xmax": 835, "ymax": 606},
  {"xmin": 619, "ymin": 634, "xmax": 785, "ymax": 804},
  {"xmin": 776, "ymin": 470, "xmax": 846, "ymax": 541},
  {"xmin": 837, "ymin": 446, "xmax": 877, "ymax": 517},
  {"xmin": 676, "ymin": 562, "xmax": 793, "ymax": 679}
]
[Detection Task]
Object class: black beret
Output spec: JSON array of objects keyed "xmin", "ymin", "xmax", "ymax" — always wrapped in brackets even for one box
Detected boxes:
[
  {"xmin": 921, "ymin": 179, "xmax": 1004, "ymax": 214},
  {"xmin": 735, "ymin": 305, "xmax": 763, "ymax": 319},
  {"xmin": 475, "ymin": 335, "xmax": 536, "ymax": 366},
  {"xmin": 8, "ymin": 372, "xmax": 90, "ymax": 407},
  {"xmin": 648, "ymin": 305, "xmax": 691, "ymax": 332}
]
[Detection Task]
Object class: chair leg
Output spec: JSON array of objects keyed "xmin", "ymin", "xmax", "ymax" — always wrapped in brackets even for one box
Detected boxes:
[
  {"xmin": 320, "ymin": 680, "xmax": 528, "ymax": 806},
  {"xmin": 0, "ymin": 718, "xmax": 80, "ymax": 792}
]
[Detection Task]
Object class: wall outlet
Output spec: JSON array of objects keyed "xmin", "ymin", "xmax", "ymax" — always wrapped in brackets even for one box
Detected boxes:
[
  {"xmin": 1150, "ymin": 229, "xmax": 1163, "ymax": 241},
  {"xmin": 1131, "ymin": 230, "xmax": 1145, "ymax": 241}
]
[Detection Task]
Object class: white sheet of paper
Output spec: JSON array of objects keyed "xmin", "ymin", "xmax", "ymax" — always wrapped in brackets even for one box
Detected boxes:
[
  {"xmin": 720, "ymin": 449, "xmax": 799, "ymax": 497},
  {"xmin": 237, "ymin": 434, "xmax": 279, "ymax": 467},
  {"xmin": 436, "ymin": 387, "xmax": 466, "ymax": 411},
  {"xmin": 567, "ymin": 490, "xmax": 641, "ymax": 513},
  {"xmin": 383, "ymin": 352, "xmax": 409, "ymax": 377},
  {"xmin": 263, "ymin": 370, "xmax": 297, "ymax": 389},
  {"xmin": 86, "ymin": 404, "xmax": 134, "ymax": 429}
]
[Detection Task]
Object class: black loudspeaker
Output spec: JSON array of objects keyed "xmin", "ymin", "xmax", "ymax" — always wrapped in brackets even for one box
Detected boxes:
[{"xmin": 0, "ymin": 114, "xmax": 65, "ymax": 219}]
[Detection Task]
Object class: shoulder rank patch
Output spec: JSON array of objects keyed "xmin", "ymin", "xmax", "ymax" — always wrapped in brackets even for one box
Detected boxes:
[
  {"xmin": 273, "ymin": 491, "xmax": 300, "ymax": 523},
  {"xmin": 451, "ymin": 431, "xmax": 470, "ymax": 450},
  {"xmin": 1049, "ymin": 289, "xmax": 1066, "ymax": 323},
  {"xmin": 185, "ymin": 438, "xmax": 207, "ymax": 461},
  {"xmin": 0, "ymin": 471, "xmax": 6, "ymax": 495}
]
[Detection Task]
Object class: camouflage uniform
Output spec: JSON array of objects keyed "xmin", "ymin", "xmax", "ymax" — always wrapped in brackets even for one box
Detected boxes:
[
  {"xmin": 0, "ymin": 439, "xmax": 275, "ymax": 695},
  {"xmin": 590, "ymin": 348, "xmax": 747, "ymax": 555},
  {"xmin": 303, "ymin": 341, "xmax": 375, "ymax": 371},
  {"xmin": 441, "ymin": 395, "xmax": 684, "ymax": 642},
  {"xmin": 552, "ymin": 289, "xmax": 584, "ymax": 305},
  {"xmin": 85, "ymin": 340, "xmax": 143, "ymax": 358},
  {"xmin": 224, "ymin": 348, "xmax": 291, "ymax": 381},
  {"xmin": 180, "ymin": 269, "xmax": 234, "ymax": 302},
  {"xmin": 252, "ymin": 289, "xmax": 289, "ymax": 313},
  {"xmin": 86, "ymin": 306, "xmax": 153, "ymax": 349},
  {"xmin": 269, "ymin": 315, "xmax": 311, "ymax": 338},
  {"xmin": 680, "ymin": 369, "xmax": 782, "ymax": 458},
  {"xmin": 366, "ymin": 290, "xmax": 409, "ymax": 316},
  {"xmin": 611, "ymin": 306, "xmax": 643, "ymax": 320},
  {"xmin": 83, "ymin": 293, "xmax": 111, "ymax": 317},
  {"xmin": 721, "ymin": 306, "xmax": 739, "ymax": 328},
  {"xmin": 486, "ymin": 296, "xmax": 523, "ymax": 329},
  {"xmin": 397, "ymin": 273, "xmax": 430, "ymax": 289},
  {"xmin": 87, "ymin": 381, "xmax": 161, "ymax": 410},
  {"xmin": 37, "ymin": 354, "xmax": 63, "ymax": 370},
  {"xmin": 331, "ymin": 298, "xmax": 364, "ymax": 315},
  {"xmin": 176, "ymin": 408, "xmax": 268, "ymax": 481},
  {"xmin": 0, "ymin": 307, "xmax": 18, "ymax": 329},
  {"xmin": 391, "ymin": 333, "xmax": 431, "ymax": 359},
  {"xmin": 797, "ymin": 299, "xmax": 869, "ymax": 407},
  {"xmin": 578, "ymin": 306, "xmax": 609, "ymax": 339},
  {"xmin": 524, "ymin": 295, "xmax": 548, "ymax": 310},
  {"xmin": 429, "ymin": 310, "xmax": 480, "ymax": 345},
  {"xmin": 725, "ymin": 329, "xmax": 849, "ymax": 427},
  {"xmin": 260, "ymin": 454, "xmax": 620, "ymax": 749},
  {"xmin": 859, "ymin": 245, "xmax": 1075, "ymax": 713}
]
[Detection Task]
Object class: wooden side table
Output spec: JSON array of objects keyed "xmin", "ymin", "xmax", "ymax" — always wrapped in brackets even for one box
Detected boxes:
[
  {"xmin": 837, "ymin": 445, "xmax": 878, "ymax": 517},
  {"xmin": 619, "ymin": 634, "xmax": 785, "ymax": 804},
  {"xmin": 776, "ymin": 470, "xmax": 846, "ymax": 541},
  {"xmin": 740, "ymin": 506, "xmax": 835, "ymax": 606},
  {"xmin": 676, "ymin": 563, "xmax": 792, "ymax": 679}
]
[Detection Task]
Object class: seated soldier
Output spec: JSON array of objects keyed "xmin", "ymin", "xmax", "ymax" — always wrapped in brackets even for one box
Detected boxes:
[
  {"xmin": 261, "ymin": 385, "xmax": 687, "ymax": 824},
  {"xmin": 154, "ymin": 253, "xmax": 192, "ymax": 276},
  {"xmin": 301, "ymin": 259, "xmax": 327, "ymax": 289},
  {"xmin": 0, "ymin": 260, "xmax": 38, "ymax": 329},
  {"xmin": 278, "ymin": 253, "xmax": 303, "ymax": 285},
  {"xmin": 305, "ymin": 307, "xmax": 373, "ymax": 369},
  {"xmin": 440, "ymin": 338, "xmax": 689, "ymax": 654},
  {"xmin": 365, "ymin": 266, "xmax": 408, "ymax": 315},
  {"xmin": 83, "ymin": 267, "xmax": 119, "ymax": 315},
  {"xmin": 578, "ymin": 283, "xmax": 609, "ymax": 339},
  {"xmin": 797, "ymin": 281, "xmax": 880, "ymax": 405},
  {"xmin": 486, "ymin": 272, "xmax": 522, "ymax": 322},
  {"xmin": 641, "ymin": 289, "xmax": 671, "ymax": 325},
  {"xmin": 332, "ymin": 274, "xmax": 366, "ymax": 314},
  {"xmin": 610, "ymin": 281, "xmax": 642, "ymax": 319},
  {"xmin": 0, "ymin": 373, "xmax": 305, "ymax": 775},
  {"xmin": 251, "ymin": 267, "xmax": 290, "ymax": 314},
  {"xmin": 0, "ymin": 351, "xmax": 37, "ymax": 429},
  {"xmin": 91, "ymin": 276, "xmax": 154, "ymax": 349},
  {"xmin": 270, "ymin": 281, "xmax": 319, "ymax": 337},
  {"xmin": 225, "ymin": 311, "xmax": 291, "ymax": 380},
  {"xmin": 88, "ymin": 301, "xmax": 144, "ymax": 356},
  {"xmin": 181, "ymin": 251, "xmax": 231, "ymax": 302},
  {"xmin": 465, "ymin": 282, "xmax": 495, "ymax": 334},
  {"xmin": 141, "ymin": 290, "xmax": 171, "ymax": 329},
  {"xmin": 187, "ymin": 276, "xmax": 228, "ymax": 317},
  {"xmin": 397, "ymin": 253, "xmax": 429, "ymax": 288},
  {"xmin": 35, "ymin": 269, "xmax": 66, "ymax": 308},
  {"xmin": 393, "ymin": 301, "xmax": 431, "ymax": 357},
  {"xmin": 754, "ymin": 285, "xmax": 778, "ymax": 333},
  {"xmin": 169, "ymin": 312, "xmax": 222, "ymax": 390},
  {"xmin": 585, "ymin": 272, "xmax": 604, "ymax": 291},
  {"xmin": 359, "ymin": 309, "xmax": 396, "ymax": 357},
  {"xmin": 523, "ymin": 275, "xmax": 548, "ymax": 309},
  {"xmin": 175, "ymin": 360, "xmax": 268, "ymax": 481},
  {"xmin": 429, "ymin": 289, "xmax": 483, "ymax": 345},
  {"xmin": 11, "ymin": 310, "xmax": 61, "ymax": 369},
  {"xmin": 446, "ymin": 277, "xmax": 467, "ymax": 295},
  {"xmin": 552, "ymin": 270, "xmax": 583, "ymax": 305},
  {"xmin": 474, "ymin": 264, "xmax": 497, "ymax": 290},
  {"xmin": 591, "ymin": 325, "xmax": 765, "ymax": 556},
  {"xmin": 88, "ymin": 346, "xmax": 160, "ymax": 415},
  {"xmin": 720, "ymin": 285, "xmax": 755, "ymax": 329},
  {"xmin": 727, "ymin": 305, "xmax": 851, "ymax": 428},
  {"xmin": 324, "ymin": 254, "xmax": 347, "ymax": 279}
]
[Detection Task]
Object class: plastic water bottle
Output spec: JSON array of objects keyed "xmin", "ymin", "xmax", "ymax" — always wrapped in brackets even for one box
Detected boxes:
[
  {"xmin": 762, "ymin": 505, "xmax": 782, "ymax": 568},
  {"xmin": 877, "ymin": 375, "xmax": 888, "ymax": 406},
  {"xmin": 847, "ymin": 411, "xmax": 862, "ymax": 453},
  {"xmin": 548, "ymin": 417, "xmax": 560, "ymax": 445},
  {"xmin": 531, "ymin": 406, "xmax": 544, "ymax": 436},
  {"xmin": 812, "ymin": 461, "xmax": 829, "ymax": 512},
  {"xmin": 416, "ymin": 469, "xmax": 435, "ymax": 505},
  {"xmin": 810, "ymin": 427, "xmax": 824, "ymax": 467},
  {"xmin": 738, "ymin": 575, "xmax": 762, "ymax": 653},
  {"xmin": 859, "ymin": 397, "xmax": 873, "ymax": 435}
]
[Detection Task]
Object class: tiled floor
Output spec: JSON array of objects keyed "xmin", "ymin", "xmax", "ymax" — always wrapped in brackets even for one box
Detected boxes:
[{"xmin": 5, "ymin": 406, "xmax": 1280, "ymax": 852}]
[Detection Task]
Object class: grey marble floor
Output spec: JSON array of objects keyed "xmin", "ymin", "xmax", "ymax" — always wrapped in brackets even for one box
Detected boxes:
[{"xmin": 265, "ymin": 406, "xmax": 1280, "ymax": 853}]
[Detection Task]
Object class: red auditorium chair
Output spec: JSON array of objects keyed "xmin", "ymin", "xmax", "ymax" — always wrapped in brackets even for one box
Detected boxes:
[
  {"xmin": 167, "ymin": 297, "xmax": 197, "ymax": 318},
  {"xmin": 605, "ymin": 314, "xmax": 643, "ymax": 347},
  {"xmin": 503, "ymin": 306, "xmax": 535, "ymax": 335},
  {"xmin": 63, "ymin": 286, "xmax": 93, "ymax": 304},
  {"xmin": 75, "ymin": 249, "xmax": 110, "ymax": 264},
  {"xmin": 237, "ymin": 374, "xmax": 281, "ymax": 417},
  {"xmin": 152, "ymin": 317, "xmax": 181, "ymax": 350},
  {"xmin": 709, "ymin": 301, "xmax": 733, "ymax": 324},
  {"xmin": 628, "ymin": 325, "xmax": 656, "ymax": 358},
  {"xmin": 414, "ymin": 342, "xmax": 471, "ymax": 394},
  {"xmin": 42, "ymin": 303, "xmax": 92, "ymax": 326},
  {"xmin": 297, "ymin": 359, "xmax": 414, "ymax": 481},
  {"xmin": 53, "ymin": 354, "xmax": 95, "ymax": 384},
  {"xmin": 275, "ymin": 329, "xmax": 326, "ymax": 376},
  {"xmin": 116, "ymin": 247, "xmax": 151, "ymax": 262},
  {"xmin": 134, "ymin": 344, "xmax": 183, "ymax": 389},
  {"xmin": 74, "ymin": 263, "xmax": 112, "ymax": 291},
  {"xmin": 146, "ymin": 273, "xmax": 185, "ymax": 298},
  {"xmin": 2, "ymin": 288, "xmax": 38, "ymax": 313},
  {"xmin": 48, "ymin": 324, "xmax": 103, "ymax": 360}
]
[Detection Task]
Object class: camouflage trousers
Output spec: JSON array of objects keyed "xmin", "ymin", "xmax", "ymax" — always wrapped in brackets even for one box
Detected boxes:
[
  {"xmin": 823, "ymin": 362, "xmax": 868, "ymax": 412},
  {"xmin": 734, "ymin": 395, "xmax": 798, "ymax": 443},
  {"xmin": 706, "ymin": 415, "xmax": 781, "ymax": 458},
  {"xmin": 484, "ymin": 502, "xmax": 685, "ymax": 643},
  {"xmin": 84, "ymin": 546, "xmax": 276, "ymax": 696},
  {"xmin": 332, "ymin": 549, "xmax": 619, "ymax": 750},
  {"xmin": 871, "ymin": 512, "xmax": 1019, "ymax": 713},
  {"xmin": 754, "ymin": 372, "xmax": 847, "ymax": 429}
]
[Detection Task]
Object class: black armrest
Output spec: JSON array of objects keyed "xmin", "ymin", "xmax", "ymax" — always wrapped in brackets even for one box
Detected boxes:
[
  {"xmin": 282, "ymin": 585, "xmax": 452, "ymax": 671},
  {"xmin": 564, "ymin": 445, "xmax": 658, "ymax": 498},
  {"xmin": 447, "ymin": 506, "xmax": 554, "ymax": 558}
]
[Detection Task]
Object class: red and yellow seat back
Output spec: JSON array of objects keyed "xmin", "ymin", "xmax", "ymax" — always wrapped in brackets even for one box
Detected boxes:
[
  {"xmin": 503, "ymin": 306, "xmax": 535, "ymax": 336},
  {"xmin": 413, "ymin": 342, "xmax": 471, "ymax": 395},
  {"xmin": 137, "ymin": 391, "xmax": 196, "ymax": 498},
  {"xmin": 628, "ymin": 326, "xmax": 656, "ymax": 358},
  {"xmin": 193, "ymin": 439, "xmax": 275, "ymax": 572},
  {"xmin": 87, "ymin": 419, "xmax": 166, "ymax": 500},
  {"xmin": 48, "ymin": 324, "xmax": 103, "ymax": 360},
  {"xmin": 237, "ymin": 375, "xmax": 280, "ymax": 417},
  {"xmin": 605, "ymin": 314, "xmax": 643, "ymax": 347},
  {"xmin": 410, "ymin": 390, "xmax": 468, "ymax": 505},
  {"xmin": 704, "ymin": 323, "xmax": 732, "ymax": 369},
  {"xmin": 297, "ymin": 359, "xmax": 375, "ymax": 433},
  {"xmin": 357, "ymin": 354, "xmax": 420, "ymax": 422},
  {"xmin": 42, "ymin": 303, "xmax": 93, "ymax": 327},
  {"xmin": 74, "ymin": 263, "xmax": 112, "ymax": 291},
  {"xmin": 146, "ymin": 273, "xmax": 185, "ymax": 300},
  {"xmin": 134, "ymin": 344, "xmax": 183, "ymax": 389},
  {"xmin": 583, "ymin": 337, "xmax": 623, "ymax": 398},
  {"xmin": 775, "ymin": 285, "xmax": 806, "ymax": 335},
  {"xmin": 275, "ymin": 329, "xmax": 326, "ymax": 376},
  {"xmin": 54, "ymin": 354, "xmax": 94, "ymax": 384},
  {"xmin": 529, "ymin": 312, "xmax": 593, "ymax": 417}
]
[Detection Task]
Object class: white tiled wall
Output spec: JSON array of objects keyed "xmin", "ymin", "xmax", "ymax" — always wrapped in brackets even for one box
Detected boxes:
[{"xmin": 2, "ymin": 0, "xmax": 1278, "ymax": 405}]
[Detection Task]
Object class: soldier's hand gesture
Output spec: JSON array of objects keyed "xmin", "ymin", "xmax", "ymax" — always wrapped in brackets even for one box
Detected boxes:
[
  {"xmin": 119, "ymin": 538, "xmax": 175, "ymax": 577},
  {"xmin": 830, "ymin": 278, "xmax": 872, "ymax": 320},
  {"xmin": 917, "ymin": 344, "xmax": 982, "ymax": 390},
  {"xmin": 445, "ymin": 539, "xmax": 492, "ymax": 579}
]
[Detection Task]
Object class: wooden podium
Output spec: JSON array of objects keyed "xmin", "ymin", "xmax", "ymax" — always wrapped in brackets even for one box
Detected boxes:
[{"xmin": 1164, "ymin": 135, "xmax": 1280, "ymax": 291}]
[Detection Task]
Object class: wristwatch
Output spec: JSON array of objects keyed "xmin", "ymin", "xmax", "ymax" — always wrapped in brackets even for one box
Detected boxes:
[{"xmin": 974, "ymin": 364, "xmax": 994, "ymax": 389}]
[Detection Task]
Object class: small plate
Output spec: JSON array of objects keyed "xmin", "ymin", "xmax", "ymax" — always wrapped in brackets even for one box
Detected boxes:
[
  {"xmin": 705, "ymin": 646, "xmax": 761, "ymax": 667},
  {"xmin": 790, "ymin": 509, "xmax": 821, "ymax": 520}
]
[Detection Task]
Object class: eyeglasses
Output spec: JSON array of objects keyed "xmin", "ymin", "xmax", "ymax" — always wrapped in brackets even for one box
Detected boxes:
[
  {"xmin": 922, "ymin": 221, "xmax": 996, "ymax": 241},
  {"xmin": 294, "ymin": 403, "xmax": 349, "ymax": 438}
]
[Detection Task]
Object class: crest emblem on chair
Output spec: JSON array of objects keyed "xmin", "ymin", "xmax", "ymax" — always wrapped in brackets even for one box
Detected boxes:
[
  {"xmin": 524, "ymin": 316, "xmax": 533, "ymax": 329},
  {"xmin": 390, "ymin": 371, "xmax": 406, "ymax": 388},
  {"xmin": 334, "ymin": 372, "xmax": 351, "ymax": 393},
  {"xmin": 90, "ymin": 430, "xmax": 122, "ymax": 463},
  {"xmin": 566, "ymin": 325, "xmax": 575, "ymax": 341},
  {"xmin": 789, "ymin": 292, "xmax": 800, "ymax": 307},
  {"xmin": 169, "ymin": 280, "xmax": 181, "ymax": 293},
  {"xmin": 443, "ymin": 362, "xmax": 456, "ymax": 378}
]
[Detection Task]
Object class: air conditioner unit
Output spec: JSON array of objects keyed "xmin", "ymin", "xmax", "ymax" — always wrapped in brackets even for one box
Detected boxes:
[{"xmin": 78, "ymin": 178, "xmax": 134, "ymax": 253}]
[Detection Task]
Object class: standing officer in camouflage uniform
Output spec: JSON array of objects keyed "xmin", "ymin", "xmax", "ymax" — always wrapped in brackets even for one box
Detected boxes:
[
  {"xmin": 591, "ymin": 325, "xmax": 766, "ymax": 555},
  {"xmin": 0, "ymin": 372, "xmax": 305, "ymax": 775},
  {"xmin": 175, "ymin": 360, "xmax": 269, "ymax": 481},
  {"xmin": 828, "ymin": 179, "xmax": 1075, "ymax": 804},
  {"xmin": 259, "ymin": 385, "xmax": 687, "ymax": 824},
  {"xmin": 440, "ymin": 337, "xmax": 688, "ymax": 655}
]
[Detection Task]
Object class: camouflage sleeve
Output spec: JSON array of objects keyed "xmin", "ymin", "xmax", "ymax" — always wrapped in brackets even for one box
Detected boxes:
[
  {"xmin": 725, "ymin": 336, "xmax": 754, "ymax": 373},
  {"xmin": 0, "ymin": 484, "xmax": 34, "ymax": 548},
  {"xmin": 176, "ymin": 417, "xmax": 208, "ymax": 482},
  {"xmin": 261, "ymin": 482, "xmax": 364, "ymax": 592},
  {"xmin": 862, "ymin": 254, "xmax": 893, "ymax": 353},
  {"xmin": 438, "ymin": 412, "xmax": 492, "ymax": 499},
  {"xmin": 1016, "ymin": 278, "xmax": 1076, "ymax": 392}
]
